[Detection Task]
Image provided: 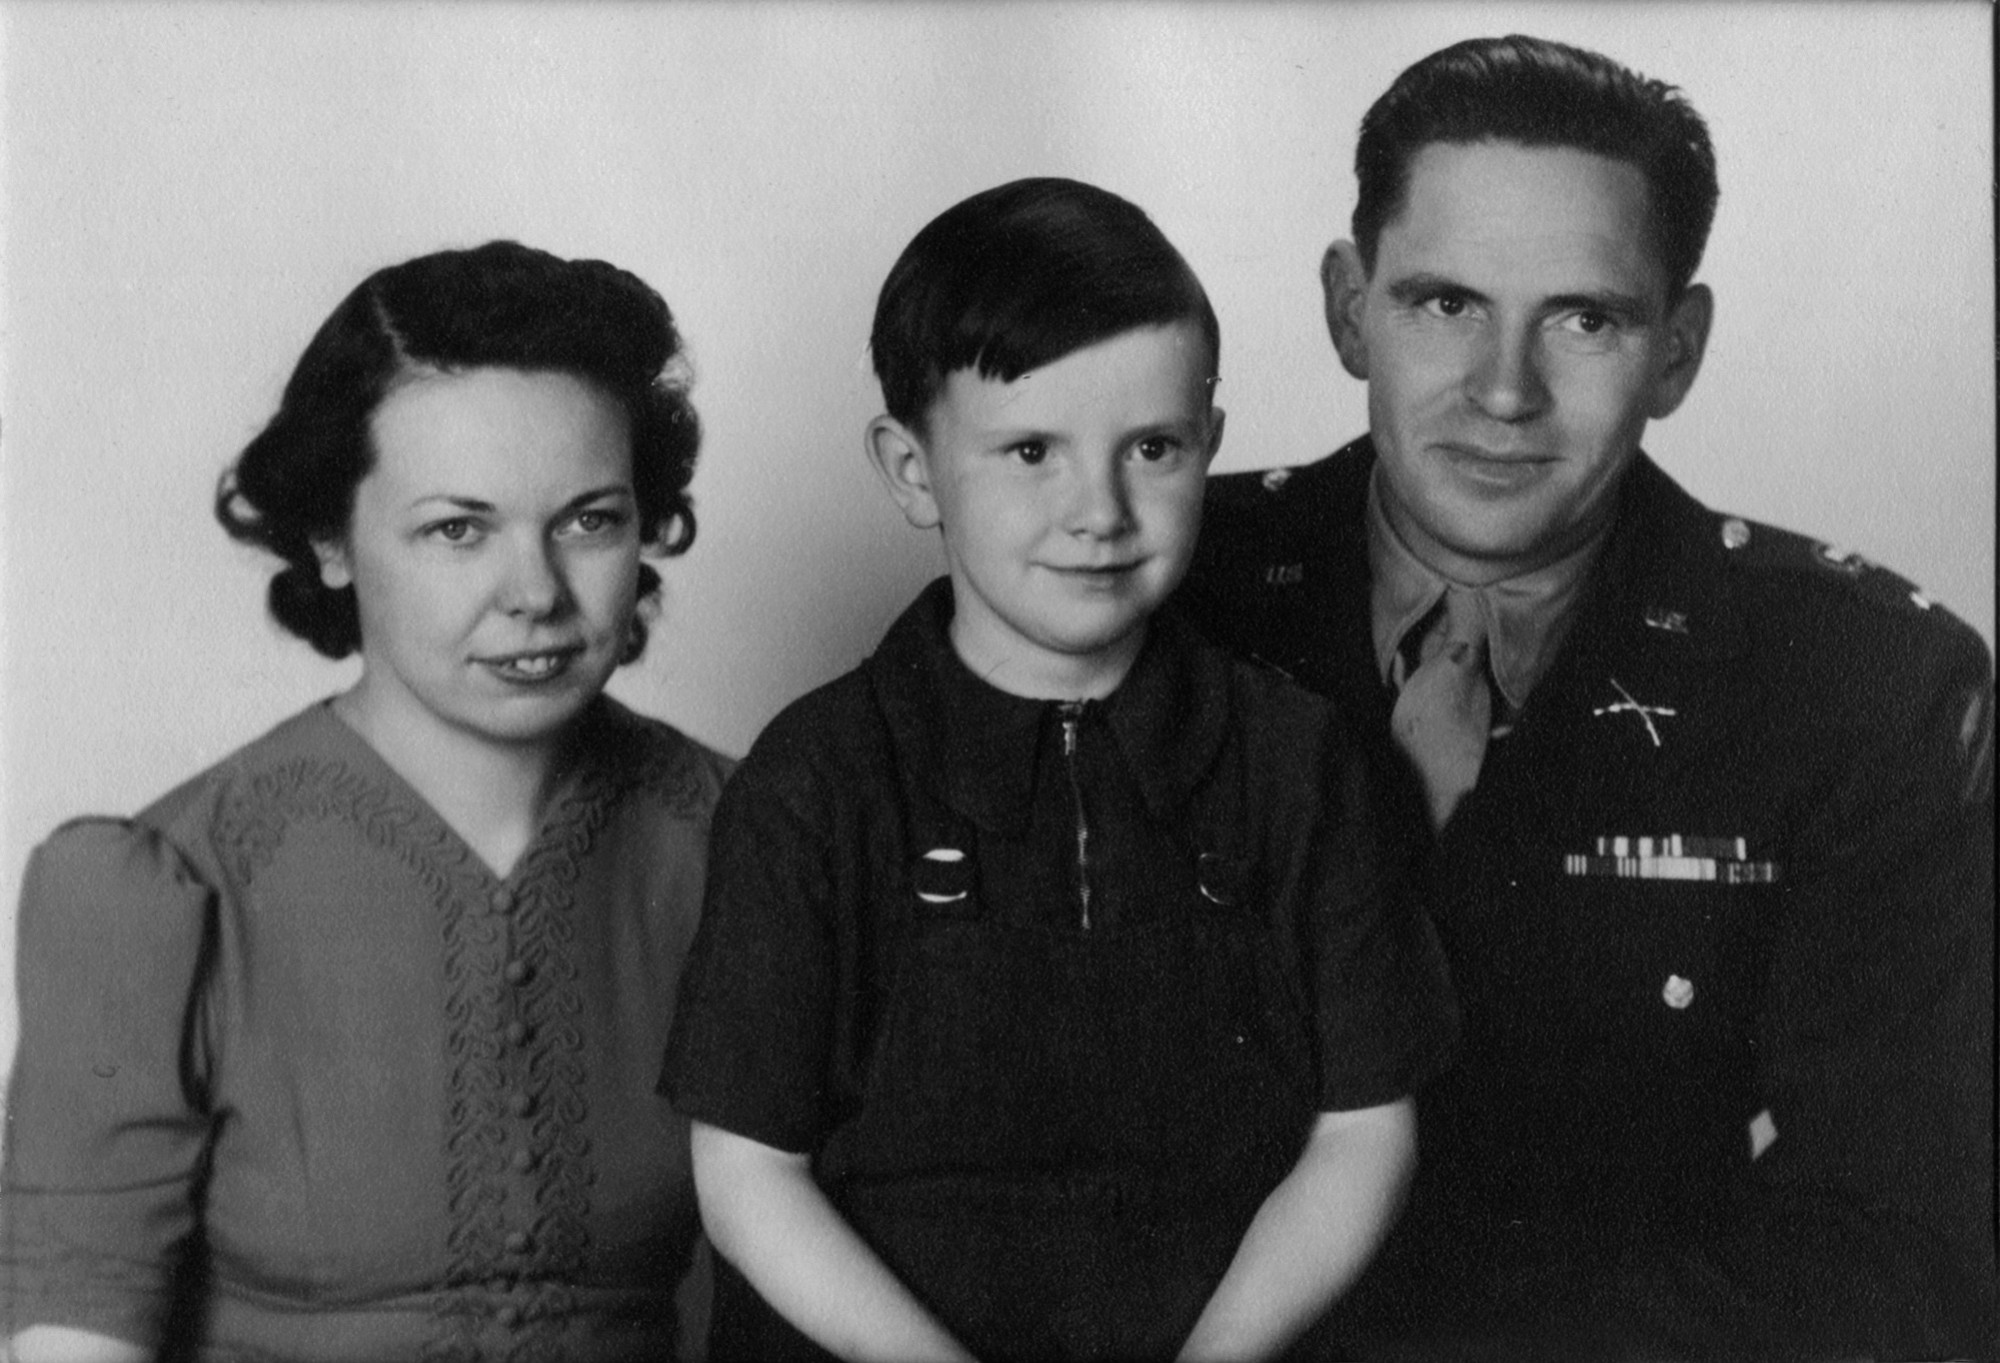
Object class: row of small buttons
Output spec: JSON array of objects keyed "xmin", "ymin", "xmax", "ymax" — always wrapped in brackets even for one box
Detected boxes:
[{"xmin": 493, "ymin": 880, "xmax": 543, "ymax": 1287}]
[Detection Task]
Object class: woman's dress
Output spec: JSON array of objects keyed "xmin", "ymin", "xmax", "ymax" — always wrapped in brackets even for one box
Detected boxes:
[{"xmin": 2, "ymin": 698, "xmax": 730, "ymax": 1361}]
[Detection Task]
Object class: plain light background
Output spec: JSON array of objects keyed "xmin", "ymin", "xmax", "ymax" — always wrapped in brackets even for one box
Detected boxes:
[{"xmin": 1, "ymin": 2, "xmax": 1992, "ymax": 1094}]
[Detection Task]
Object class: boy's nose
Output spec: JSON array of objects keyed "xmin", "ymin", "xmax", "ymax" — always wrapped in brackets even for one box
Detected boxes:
[{"xmin": 1067, "ymin": 460, "xmax": 1134, "ymax": 538}]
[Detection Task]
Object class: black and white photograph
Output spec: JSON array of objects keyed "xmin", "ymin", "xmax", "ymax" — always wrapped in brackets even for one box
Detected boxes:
[{"xmin": 1, "ymin": 3, "xmax": 1991, "ymax": 1358}]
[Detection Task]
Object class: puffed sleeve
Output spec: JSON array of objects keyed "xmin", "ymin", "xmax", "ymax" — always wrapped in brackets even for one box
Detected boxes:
[{"xmin": 2, "ymin": 818, "xmax": 217, "ymax": 1344}]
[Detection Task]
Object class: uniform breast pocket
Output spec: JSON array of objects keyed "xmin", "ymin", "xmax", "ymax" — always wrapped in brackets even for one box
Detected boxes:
[{"xmin": 1571, "ymin": 877, "xmax": 1776, "ymax": 1060}]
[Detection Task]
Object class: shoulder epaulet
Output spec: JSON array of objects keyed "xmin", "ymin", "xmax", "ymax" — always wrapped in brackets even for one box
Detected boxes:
[
  {"xmin": 1205, "ymin": 464, "xmax": 1307, "ymax": 506},
  {"xmin": 1710, "ymin": 512, "xmax": 1945, "ymax": 618}
]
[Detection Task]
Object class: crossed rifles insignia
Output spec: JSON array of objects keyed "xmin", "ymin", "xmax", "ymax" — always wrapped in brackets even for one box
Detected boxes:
[{"xmin": 1592, "ymin": 677, "xmax": 1677, "ymax": 748}]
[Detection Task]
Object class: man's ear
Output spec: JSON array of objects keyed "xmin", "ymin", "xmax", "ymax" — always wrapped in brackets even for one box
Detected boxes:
[
  {"xmin": 1321, "ymin": 241, "xmax": 1372, "ymax": 381},
  {"xmin": 865, "ymin": 416, "xmax": 943, "ymax": 530},
  {"xmin": 313, "ymin": 539, "xmax": 353, "ymax": 589},
  {"xmin": 1647, "ymin": 283, "xmax": 1713, "ymax": 419}
]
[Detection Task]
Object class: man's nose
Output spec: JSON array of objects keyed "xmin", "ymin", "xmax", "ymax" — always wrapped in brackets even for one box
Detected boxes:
[{"xmin": 1466, "ymin": 328, "xmax": 1549, "ymax": 422}]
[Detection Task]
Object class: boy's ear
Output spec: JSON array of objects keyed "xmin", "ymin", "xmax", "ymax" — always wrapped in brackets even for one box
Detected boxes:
[
  {"xmin": 1201, "ymin": 405, "xmax": 1227, "ymax": 468},
  {"xmin": 865, "ymin": 416, "xmax": 943, "ymax": 530},
  {"xmin": 313, "ymin": 538, "xmax": 354, "ymax": 589},
  {"xmin": 1321, "ymin": 241, "xmax": 1371, "ymax": 381}
]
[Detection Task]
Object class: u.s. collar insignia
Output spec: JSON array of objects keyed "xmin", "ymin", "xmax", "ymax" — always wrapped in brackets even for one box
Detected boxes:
[
  {"xmin": 1264, "ymin": 562, "xmax": 1305, "ymax": 587},
  {"xmin": 1591, "ymin": 676, "xmax": 1677, "ymax": 747}
]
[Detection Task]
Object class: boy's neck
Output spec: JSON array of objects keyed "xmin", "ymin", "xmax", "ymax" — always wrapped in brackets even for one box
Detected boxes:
[{"xmin": 947, "ymin": 616, "xmax": 1147, "ymax": 702}]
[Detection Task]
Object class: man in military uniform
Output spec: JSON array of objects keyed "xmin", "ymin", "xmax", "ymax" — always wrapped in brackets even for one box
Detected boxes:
[{"xmin": 1177, "ymin": 35, "xmax": 1995, "ymax": 1360}]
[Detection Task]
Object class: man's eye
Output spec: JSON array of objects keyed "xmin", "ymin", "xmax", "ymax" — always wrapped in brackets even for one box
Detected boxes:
[
  {"xmin": 1008, "ymin": 441, "xmax": 1048, "ymax": 466},
  {"xmin": 1134, "ymin": 436, "xmax": 1182, "ymax": 464},
  {"xmin": 1422, "ymin": 294, "xmax": 1472, "ymax": 319},
  {"xmin": 1565, "ymin": 310, "xmax": 1613, "ymax": 335}
]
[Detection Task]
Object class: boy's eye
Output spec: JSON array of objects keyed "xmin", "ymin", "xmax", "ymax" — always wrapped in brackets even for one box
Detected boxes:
[
  {"xmin": 1134, "ymin": 436, "xmax": 1183, "ymax": 464},
  {"xmin": 1007, "ymin": 441, "xmax": 1049, "ymax": 466}
]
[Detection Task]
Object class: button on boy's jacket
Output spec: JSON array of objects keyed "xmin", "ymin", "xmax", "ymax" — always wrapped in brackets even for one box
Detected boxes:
[{"xmin": 1177, "ymin": 437, "xmax": 1997, "ymax": 1359}]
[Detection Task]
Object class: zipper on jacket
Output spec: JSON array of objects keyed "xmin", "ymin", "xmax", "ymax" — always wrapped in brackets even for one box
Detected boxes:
[{"xmin": 1058, "ymin": 703, "xmax": 1093, "ymax": 931}]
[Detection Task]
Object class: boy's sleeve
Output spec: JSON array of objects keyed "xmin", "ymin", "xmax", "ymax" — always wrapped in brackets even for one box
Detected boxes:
[
  {"xmin": 1281, "ymin": 715, "xmax": 1457, "ymax": 1113},
  {"xmin": 661, "ymin": 726, "xmax": 843, "ymax": 1154}
]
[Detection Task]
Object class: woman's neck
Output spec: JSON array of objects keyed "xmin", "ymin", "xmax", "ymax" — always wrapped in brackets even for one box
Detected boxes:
[{"xmin": 330, "ymin": 690, "xmax": 579, "ymax": 879}]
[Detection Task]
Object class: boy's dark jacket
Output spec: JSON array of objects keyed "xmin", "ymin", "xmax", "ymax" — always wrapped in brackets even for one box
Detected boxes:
[
  {"xmin": 664, "ymin": 577, "xmax": 1454, "ymax": 1360},
  {"xmin": 1177, "ymin": 435, "xmax": 1997, "ymax": 1359}
]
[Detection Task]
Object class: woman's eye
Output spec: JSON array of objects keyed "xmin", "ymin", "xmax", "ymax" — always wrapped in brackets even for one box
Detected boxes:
[
  {"xmin": 427, "ymin": 518, "xmax": 480, "ymax": 544},
  {"xmin": 1008, "ymin": 441, "xmax": 1048, "ymax": 466},
  {"xmin": 572, "ymin": 509, "xmax": 621, "ymax": 533}
]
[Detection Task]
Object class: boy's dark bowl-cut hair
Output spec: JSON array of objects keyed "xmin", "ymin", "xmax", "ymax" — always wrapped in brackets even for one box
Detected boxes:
[
  {"xmin": 870, "ymin": 177, "xmax": 1219, "ymax": 429},
  {"xmin": 1354, "ymin": 34, "xmax": 1718, "ymax": 298},
  {"xmin": 215, "ymin": 239, "xmax": 701, "ymax": 662}
]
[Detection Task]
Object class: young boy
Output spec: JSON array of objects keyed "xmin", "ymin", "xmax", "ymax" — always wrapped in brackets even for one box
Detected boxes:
[{"xmin": 663, "ymin": 178, "xmax": 1453, "ymax": 1362}]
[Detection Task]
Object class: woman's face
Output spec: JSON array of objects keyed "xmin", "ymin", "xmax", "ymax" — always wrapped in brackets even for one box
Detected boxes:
[{"xmin": 317, "ymin": 367, "xmax": 642, "ymax": 756}]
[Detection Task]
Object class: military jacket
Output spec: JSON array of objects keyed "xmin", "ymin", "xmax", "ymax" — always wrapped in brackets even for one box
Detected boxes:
[{"xmin": 1177, "ymin": 437, "xmax": 1996, "ymax": 1359}]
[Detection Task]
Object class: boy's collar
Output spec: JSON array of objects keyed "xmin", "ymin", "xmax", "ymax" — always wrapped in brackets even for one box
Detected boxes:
[{"xmin": 869, "ymin": 578, "xmax": 1232, "ymax": 836}]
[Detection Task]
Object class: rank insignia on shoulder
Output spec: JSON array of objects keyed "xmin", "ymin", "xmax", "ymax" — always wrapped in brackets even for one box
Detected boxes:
[
  {"xmin": 1260, "ymin": 468, "xmax": 1293, "ymax": 493},
  {"xmin": 1814, "ymin": 542, "xmax": 1871, "ymax": 576},
  {"xmin": 1564, "ymin": 834, "xmax": 1780, "ymax": 884},
  {"xmin": 1643, "ymin": 606, "xmax": 1690, "ymax": 634}
]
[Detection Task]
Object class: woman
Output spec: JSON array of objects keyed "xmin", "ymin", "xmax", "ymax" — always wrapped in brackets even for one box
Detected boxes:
[{"xmin": 2, "ymin": 241, "xmax": 729, "ymax": 1360}]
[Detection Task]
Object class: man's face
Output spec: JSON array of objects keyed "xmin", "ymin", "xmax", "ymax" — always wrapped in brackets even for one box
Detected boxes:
[{"xmin": 1327, "ymin": 141, "xmax": 1709, "ymax": 583}]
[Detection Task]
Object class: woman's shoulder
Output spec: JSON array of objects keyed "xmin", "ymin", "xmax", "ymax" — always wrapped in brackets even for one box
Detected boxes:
[
  {"xmin": 34, "ymin": 704, "xmax": 351, "ymax": 893},
  {"xmin": 587, "ymin": 696, "xmax": 736, "ymax": 819}
]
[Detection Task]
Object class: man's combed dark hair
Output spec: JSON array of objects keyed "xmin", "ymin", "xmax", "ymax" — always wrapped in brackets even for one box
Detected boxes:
[
  {"xmin": 869, "ymin": 177, "xmax": 1219, "ymax": 428},
  {"xmin": 1353, "ymin": 35, "xmax": 1719, "ymax": 297},
  {"xmin": 215, "ymin": 240, "xmax": 701, "ymax": 660}
]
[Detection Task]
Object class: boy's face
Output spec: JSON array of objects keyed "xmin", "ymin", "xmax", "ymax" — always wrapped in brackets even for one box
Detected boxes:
[{"xmin": 870, "ymin": 321, "xmax": 1222, "ymax": 699}]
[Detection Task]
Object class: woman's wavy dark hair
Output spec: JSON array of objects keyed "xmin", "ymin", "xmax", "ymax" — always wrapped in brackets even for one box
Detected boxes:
[{"xmin": 216, "ymin": 240, "xmax": 701, "ymax": 661}]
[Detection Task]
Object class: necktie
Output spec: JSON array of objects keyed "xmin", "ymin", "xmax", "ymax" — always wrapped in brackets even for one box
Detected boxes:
[{"xmin": 1391, "ymin": 586, "xmax": 1492, "ymax": 830}]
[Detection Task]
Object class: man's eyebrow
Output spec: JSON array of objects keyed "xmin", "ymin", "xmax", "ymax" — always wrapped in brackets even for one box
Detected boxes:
[
  {"xmin": 1384, "ymin": 272, "xmax": 1484, "ymax": 306},
  {"xmin": 1544, "ymin": 289, "xmax": 1657, "ymax": 320}
]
